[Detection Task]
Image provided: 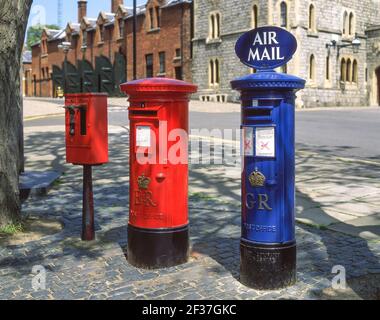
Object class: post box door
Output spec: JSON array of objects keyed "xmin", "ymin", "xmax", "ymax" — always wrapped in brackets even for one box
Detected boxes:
[
  {"xmin": 65, "ymin": 102, "xmax": 91, "ymax": 148},
  {"xmin": 129, "ymin": 105, "xmax": 172, "ymax": 228}
]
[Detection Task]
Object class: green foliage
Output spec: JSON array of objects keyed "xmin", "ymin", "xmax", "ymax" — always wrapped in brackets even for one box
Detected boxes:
[
  {"xmin": 0, "ymin": 222, "xmax": 24, "ymax": 235},
  {"xmin": 26, "ymin": 24, "xmax": 60, "ymax": 49}
]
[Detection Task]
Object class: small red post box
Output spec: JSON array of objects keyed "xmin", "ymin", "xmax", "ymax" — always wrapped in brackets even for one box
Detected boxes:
[
  {"xmin": 120, "ymin": 78, "xmax": 197, "ymax": 269},
  {"xmin": 64, "ymin": 93, "xmax": 108, "ymax": 241},
  {"xmin": 64, "ymin": 93, "xmax": 108, "ymax": 165}
]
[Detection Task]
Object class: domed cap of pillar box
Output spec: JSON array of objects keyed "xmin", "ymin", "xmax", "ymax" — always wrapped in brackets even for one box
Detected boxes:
[
  {"xmin": 120, "ymin": 78, "xmax": 198, "ymax": 96},
  {"xmin": 231, "ymin": 71, "xmax": 305, "ymax": 92}
]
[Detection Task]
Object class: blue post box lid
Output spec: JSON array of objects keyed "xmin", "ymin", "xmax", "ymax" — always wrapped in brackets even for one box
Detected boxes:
[{"xmin": 231, "ymin": 71, "xmax": 305, "ymax": 91}]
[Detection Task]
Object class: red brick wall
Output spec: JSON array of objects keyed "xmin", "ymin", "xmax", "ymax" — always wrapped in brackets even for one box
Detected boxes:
[
  {"xmin": 125, "ymin": 2, "xmax": 192, "ymax": 82},
  {"xmin": 30, "ymin": 1, "xmax": 193, "ymax": 97}
]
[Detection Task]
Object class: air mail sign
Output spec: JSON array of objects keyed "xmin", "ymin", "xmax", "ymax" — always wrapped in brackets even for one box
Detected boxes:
[{"xmin": 235, "ymin": 26, "xmax": 297, "ymax": 70}]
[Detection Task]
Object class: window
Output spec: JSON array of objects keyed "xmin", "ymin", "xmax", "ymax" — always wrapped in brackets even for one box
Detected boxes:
[
  {"xmin": 149, "ymin": 8, "xmax": 154, "ymax": 30},
  {"xmin": 146, "ymin": 54, "xmax": 153, "ymax": 77},
  {"xmin": 340, "ymin": 58, "xmax": 346, "ymax": 81},
  {"xmin": 46, "ymin": 67, "xmax": 49, "ymax": 79},
  {"xmin": 309, "ymin": 54, "xmax": 315, "ymax": 81},
  {"xmin": 215, "ymin": 59, "xmax": 219, "ymax": 84},
  {"xmin": 365, "ymin": 67, "xmax": 368, "ymax": 82},
  {"xmin": 99, "ymin": 24, "xmax": 104, "ymax": 42},
  {"xmin": 209, "ymin": 60, "xmax": 214, "ymax": 85},
  {"xmin": 352, "ymin": 59, "xmax": 358, "ymax": 83},
  {"xmin": 209, "ymin": 58, "xmax": 220, "ymax": 86},
  {"xmin": 346, "ymin": 59, "xmax": 352, "ymax": 82},
  {"xmin": 308, "ymin": 4, "xmax": 316, "ymax": 31},
  {"xmin": 252, "ymin": 5, "xmax": 258, "ymax": 29},
  {"xmin": 216, "ymin": 14, "xmax": 220, "ymax": 38},
  {"xmin": 175, "ymin": 67, "xmax": 182, "ymax": 80},
  {"xmin": 175, "ymin": 48, "xmax": 181, "ymax": 58},
  {"xmin": 325, "ymin": 55, "xmax": 330, "ymax": 81},
  {"xmin": 42, "ymin": 68, "xmax": 45, "ymax": 79},
  {"xmin": 343, "ymin": 11, "xmax": 348, "ymax": 35},
  {"xmin": 349, "ymin": 12, "xmax": 354, "ymax": 35},
  {"xmin": 83, "ymin": 31, "xmax": 87, "ymax": 46},
  {"xmin": 280, "ymin": 2, "xmax": 287, "ymax": 28},
  {"xmin": 209, "ymin": 12, "xmax": 220, "ymax": 39},
  {"xmin": 119, "ymin": 19, "xmax": 124, "ymax": 38},
  {"xmin": 156, "ymin": 7, "xmax": 161, "ymax": 28},
  {"xmin": 159, "ymin": 52, "xmax": 165, "ymax": 74}
]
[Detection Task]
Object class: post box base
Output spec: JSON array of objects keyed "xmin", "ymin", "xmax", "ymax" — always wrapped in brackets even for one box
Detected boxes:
[
  {"xmin": 127, "ymin": 224, "xmax": 189, "ymax": 269},
  {"xmin": 240, "ymin": 239, "xmax": 296, "ymax": 290}
]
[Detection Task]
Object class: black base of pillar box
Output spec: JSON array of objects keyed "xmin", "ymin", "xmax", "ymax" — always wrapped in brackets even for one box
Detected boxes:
[
  {"xmin": 127, "ymin": 224, "xmax": 189, "ymax": 269},
  {"xmin": 240, "ymin": 239, "xmax": 296, "ymax": 290}
]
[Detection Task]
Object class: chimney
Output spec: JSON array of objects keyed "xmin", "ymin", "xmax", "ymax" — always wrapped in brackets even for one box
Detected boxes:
[
  {"xmin": 78, "ymin": 0, "xmax": 87, "ymax": 23},
  {"xmin": 111, "ymin": 0, "xmax": 124, "ymax": 13}
]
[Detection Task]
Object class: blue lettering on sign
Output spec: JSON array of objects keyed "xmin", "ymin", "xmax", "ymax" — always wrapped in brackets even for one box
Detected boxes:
[{"xmin": 235, "ymin": 26, "xmax": 297, "ymax": 70}]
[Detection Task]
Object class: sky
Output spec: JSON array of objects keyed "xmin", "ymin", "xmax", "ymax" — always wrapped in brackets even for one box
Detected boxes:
[{"xmin": 27, "ymin": 0, "xmax": 145, "ymax": 30}]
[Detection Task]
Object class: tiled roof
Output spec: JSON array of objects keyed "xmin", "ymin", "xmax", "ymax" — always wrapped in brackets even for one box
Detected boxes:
[
  {"xmin": 162, "ymin": 0, "xmax": 192, "ymax": 8},
  {"xmin": 68, "ymin": 23, "xmax": 81, "ymax": 34},
  {"xmin": 83, "ymin": 17, "xmax": 97, "ymax": 31},
  {"xmin": 46, "ymin": 28, "xmax": 66, "ymax": 42}
]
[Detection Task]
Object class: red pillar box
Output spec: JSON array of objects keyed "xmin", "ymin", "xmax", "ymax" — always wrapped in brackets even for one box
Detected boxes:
[
  {"xmin": 120, "ymin": 78, "xmax": 197, "ymax": 269},
  {"xmin": 64, "ymin": 93, "xmax": 108, "ymax": 241}
]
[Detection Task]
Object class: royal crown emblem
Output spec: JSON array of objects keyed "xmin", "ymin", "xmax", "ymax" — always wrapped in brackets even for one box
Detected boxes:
[
  {"xmin": 137, "ymin": 174, "xmax": 151, "ymax": 190},
  {"xmin": 249, "ymin": 170, "xmax": 266, "ymax": 187}
]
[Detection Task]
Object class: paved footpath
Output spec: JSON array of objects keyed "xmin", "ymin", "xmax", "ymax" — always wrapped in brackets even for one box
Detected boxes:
[{"xmin": 0, "ymin": 100, "xmax": 379, "ymax": 300}]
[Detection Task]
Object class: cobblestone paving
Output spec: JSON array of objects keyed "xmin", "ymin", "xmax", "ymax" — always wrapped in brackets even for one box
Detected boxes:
[{"xmin": 0, "ymin": 127, "xmax": 379, "ymax": 300}]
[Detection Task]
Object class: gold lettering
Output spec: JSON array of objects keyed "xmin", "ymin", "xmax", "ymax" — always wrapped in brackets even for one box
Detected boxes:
[
  {"xmin": 144, "ymin": 191, "xmax": 157, "ymax": 207},
  {"xmin": 258, "ymin": 194, "xmax": 272, "ymax": 210}
]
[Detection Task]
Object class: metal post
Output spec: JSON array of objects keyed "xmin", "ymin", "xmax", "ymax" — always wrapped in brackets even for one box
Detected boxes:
[
  {"xmin": 64, "ymin": 52, "xmax": 68, "ymax": 94},
  {"xmin": 133, "ymin": 0, "xmax": 137, "ymax": 80},
  {"xmin": 82, "ymin": 164, "xmax": 95, "ymax": 241}
]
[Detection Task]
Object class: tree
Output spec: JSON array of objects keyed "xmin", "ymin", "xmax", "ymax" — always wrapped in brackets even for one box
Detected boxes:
[
  {"xmin": 26, "ymin": 24, "xmax": 60, "ymax": 50},
  {"xmin": 0, "ymin": 0, "xmax": 33, "ymax": 227}
]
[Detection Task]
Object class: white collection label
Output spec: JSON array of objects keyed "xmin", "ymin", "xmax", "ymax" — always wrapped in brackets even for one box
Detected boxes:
[
  {"xmin": 243, "ymin": 127, "xmax": 254, "ymax": 156},
  {"xmin": 136, "ymin": 126, "xmax": 151, "ymax": 147},
  {"xmin": 255, "ymin": 127, "xmax": 275, "ymax": 157}
]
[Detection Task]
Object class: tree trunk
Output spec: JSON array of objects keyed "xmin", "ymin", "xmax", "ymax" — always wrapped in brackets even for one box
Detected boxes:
[{"xmin": 0, "ymin": 0, "xmax": 33, "ymax": 227}]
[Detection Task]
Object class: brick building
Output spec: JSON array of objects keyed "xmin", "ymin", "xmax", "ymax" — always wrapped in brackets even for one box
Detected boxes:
[
  {"xmin": 192, "ymin": 0, "xmax": 380, "ymax": 107},
  {"xmin": 22, "ymin": 50, "xmax": 32, "ymax": 97},
  {"xmin": 30, "ymin": 0, "xmax": 193, "ymax": 97}
]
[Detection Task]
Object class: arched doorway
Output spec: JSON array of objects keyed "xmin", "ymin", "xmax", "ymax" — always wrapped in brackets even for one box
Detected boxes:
[
  {"xmin": 52, "ymin": 65, "xmax": 63, "ymax": 98},
  {"xmin": 78, "ymin": 59, "xmax": 97, "ymax": 93},
  {"xmin": 62, "ymin": 61, "xmax": 81, "ymax": 94},
  {"xmin": 114, "ymin": 52, "xmax": 126, "ymax": 96},
  {"xmin": 96, "ymin": 55, "xmax": 115, "ymax": 95}
]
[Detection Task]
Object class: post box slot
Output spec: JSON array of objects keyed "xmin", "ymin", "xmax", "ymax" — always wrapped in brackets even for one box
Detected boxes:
[
  {"xmin": 80, "ymin": 108, "xmax": 87, "ymax": 136},
  {"xmin": 69, "ymin": 109, "xmax": 75, "ymax": 136},
  {"xmin": 130, "ymin": 110, "xmax": 158, "ymax": 117},
  {"xmin": 244, "ymin": 108, "xmax": 271, "ymax": 117}
]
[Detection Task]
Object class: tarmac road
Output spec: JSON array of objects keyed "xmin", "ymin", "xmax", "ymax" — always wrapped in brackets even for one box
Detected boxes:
[{"xmin": 24, "ymin": 103, "xmax": 380, "ymax": 161}]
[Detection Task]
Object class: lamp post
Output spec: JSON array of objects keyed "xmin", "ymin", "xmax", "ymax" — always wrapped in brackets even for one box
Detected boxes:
[
  {"xmin": 325, "ymin": 35, "xmax": 361, "ymax": 55},
  {"xmin": 133, "ymin": 0, "xmax": 137, "ymax": 80},
  {"xmin": 58, "ymin": 41, "xmax": 72, "ymax": 94},
  {"xmin": 81, "ymin": 45, "xmax": 87, "ymax": 93}
]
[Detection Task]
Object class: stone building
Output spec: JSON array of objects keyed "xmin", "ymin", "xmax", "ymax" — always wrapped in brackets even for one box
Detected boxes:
[
  {"xmin": 192, "ymin": 0, "xmax": 380, "ymax": 107},
  {"xmin": 30, "ymin": 0, "xmax": 193, "ymax": 97}
]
